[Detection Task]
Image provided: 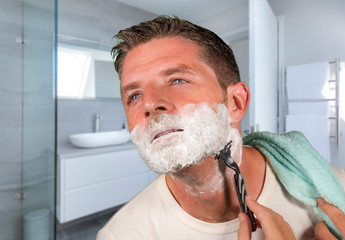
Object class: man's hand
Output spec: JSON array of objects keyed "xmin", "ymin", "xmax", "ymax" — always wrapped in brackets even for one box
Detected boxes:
[
  {"xmin": 315, "ymin": 198, "xmax": 345, "ymax": 240},
  {"xmin": 237, "ymin": 197, "xmax": 295, "ymax": 240}
]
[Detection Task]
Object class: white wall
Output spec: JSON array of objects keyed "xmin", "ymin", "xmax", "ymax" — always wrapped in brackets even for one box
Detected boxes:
[
  {"xmin": 268, "ymin": 0, "xmax": 345, "ymax": 168},
  {"xmin": 58, "ymin": 0, "xmax": 156, "ymax": 46},
  {"xmin": 197, "ymin": 1, "xmax": 249, "ymax": 38},
  {"xmin": 268, "ymin": 0, "xmax": 345, "ymax": 66},
  {"xmin": 249, "ymin": 0, "xmax": 278, "ymax": 133}
]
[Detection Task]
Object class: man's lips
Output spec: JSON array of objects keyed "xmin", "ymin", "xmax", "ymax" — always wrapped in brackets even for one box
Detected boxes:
[{"xmin": 151, "ymin": 128, "xmax": 183, "ymax": 143}]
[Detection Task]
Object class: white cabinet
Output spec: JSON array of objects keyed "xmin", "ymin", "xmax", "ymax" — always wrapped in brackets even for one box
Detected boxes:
[{"xmin": 57, "ymin": 149, "xmax": 156, "ymax": 223}]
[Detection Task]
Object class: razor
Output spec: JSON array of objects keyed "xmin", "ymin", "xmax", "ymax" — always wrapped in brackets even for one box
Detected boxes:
[{"xmin": 216, "ymin": 141, "xmax": 257, "ymax": 232}]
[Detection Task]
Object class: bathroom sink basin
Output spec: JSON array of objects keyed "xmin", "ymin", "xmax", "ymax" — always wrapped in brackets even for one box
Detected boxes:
[{"xmin": 69, "ymin": 130, "xmax": 131, "ymax": 148}]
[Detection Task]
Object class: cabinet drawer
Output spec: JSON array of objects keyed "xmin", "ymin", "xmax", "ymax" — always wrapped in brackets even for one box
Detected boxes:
[
  {"xmin": 63, "ymin": 172, "xmax": 149, "ymax": 222},
  {"xmin": 63, "ymin": 149, "xmax": 149, "ymax": 189}
]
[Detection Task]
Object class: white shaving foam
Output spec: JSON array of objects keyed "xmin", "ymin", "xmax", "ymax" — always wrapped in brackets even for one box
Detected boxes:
[{"xmin": 131, "ymin": 103, "xmax": 242, "ymax": 174}]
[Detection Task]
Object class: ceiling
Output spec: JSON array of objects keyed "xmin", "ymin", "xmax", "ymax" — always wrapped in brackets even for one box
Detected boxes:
[{"xmin": 116, "ymin": 0, "xmax": 247, "ymax": 23}]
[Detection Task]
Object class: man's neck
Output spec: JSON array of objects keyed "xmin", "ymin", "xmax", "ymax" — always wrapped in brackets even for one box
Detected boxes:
[{"xmin": 165, "ymin": 146, "xmax": 266, "ymax": 223}]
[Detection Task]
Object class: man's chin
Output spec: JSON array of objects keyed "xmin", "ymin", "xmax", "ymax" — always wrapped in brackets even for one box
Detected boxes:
[
  {"xmin": 149, "ymin": 163, "xmax": 191, "ymax": 175},
  {"xmin": 162, "ymin": 157, "xmax": 208, "ymax": 175}
]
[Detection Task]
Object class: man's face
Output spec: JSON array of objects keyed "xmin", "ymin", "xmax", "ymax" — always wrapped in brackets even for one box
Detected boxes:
[
  {"xmin": 121, "ymin": 37, "xmax": 225, "ymax": 132},
  {"xmin": 120, "ymin": 37, "xmax": 243, "ymax": 173}
]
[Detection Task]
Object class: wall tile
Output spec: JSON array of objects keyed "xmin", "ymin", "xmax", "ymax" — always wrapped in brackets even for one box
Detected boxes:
[{"xmin": 58, "ymin": 98, "xmax": 127, "ymax": 145}]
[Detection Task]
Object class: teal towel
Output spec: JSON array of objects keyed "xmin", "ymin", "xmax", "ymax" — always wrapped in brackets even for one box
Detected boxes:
[{"xmin": 243, "ymin": 131, "xmax": 345, "ymax": 239}]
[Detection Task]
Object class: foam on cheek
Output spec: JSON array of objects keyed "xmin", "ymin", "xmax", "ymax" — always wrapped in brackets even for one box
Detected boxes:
[
  {"xmin": 177, "ymin": 103, "xmax": 198, "ymax": 116},
  {"xmin": 228, "ymin": 127, "xmax": 242, "ymax": 167},
  {"xmin": 189, "ymin": 104, "xmax": 229, "ymax": 152},
  {"xmin": 195, "ymin": 103, "xmax": 242, "ymax": 166}
]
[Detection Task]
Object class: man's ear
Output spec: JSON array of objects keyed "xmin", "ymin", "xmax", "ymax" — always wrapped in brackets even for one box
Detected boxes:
[{"xmin": 225, "ymin": 82, "xmax": 250, "ymax": 124}]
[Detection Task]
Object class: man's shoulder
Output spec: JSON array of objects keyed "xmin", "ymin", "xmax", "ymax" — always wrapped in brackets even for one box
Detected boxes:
[{"xmin": 97, "ymin": 175, "xmax": 166, "ymax": 239}]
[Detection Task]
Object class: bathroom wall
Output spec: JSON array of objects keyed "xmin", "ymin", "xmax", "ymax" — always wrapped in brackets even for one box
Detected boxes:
[
  {"xmin": 268, "ymin": 0, "xmax": 345, "ymax": 66},
  {"xmin": 58, "ymin": 99, "xmax": 127, "ymax": 146},
  {"xmin": 58, "ymin": 0, "xmax": 156, "ymax": 46},
  {"xmin": 197, "ymin": 1, "xmax": 249, "ymax": 39}
]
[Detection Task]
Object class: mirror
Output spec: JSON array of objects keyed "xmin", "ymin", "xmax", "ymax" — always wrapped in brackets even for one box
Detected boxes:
[{"xmin": 57, "ymin": 35, "xmax": 121, "ymax": 99}]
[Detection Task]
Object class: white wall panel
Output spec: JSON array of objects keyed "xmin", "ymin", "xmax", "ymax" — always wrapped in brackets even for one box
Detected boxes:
[{"xmin": 249, "ymin": 0, "xmax": 278, "ymax": 132}]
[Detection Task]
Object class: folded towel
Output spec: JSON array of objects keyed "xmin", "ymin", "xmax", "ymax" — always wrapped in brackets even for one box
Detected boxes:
[{"xmin": 243, "ymin": 131, "xmax": 345, "ymax": 239}]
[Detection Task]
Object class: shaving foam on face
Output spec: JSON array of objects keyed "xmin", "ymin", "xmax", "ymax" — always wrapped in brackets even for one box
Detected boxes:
[{"xmin": 131, "ymin": 103, "xmax": 242, "ymax": 174}]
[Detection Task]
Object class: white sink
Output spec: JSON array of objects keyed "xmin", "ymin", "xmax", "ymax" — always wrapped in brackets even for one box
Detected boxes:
[{"xmin": 69, "ymin": 130, "xmax": 131, "ymax": 148}]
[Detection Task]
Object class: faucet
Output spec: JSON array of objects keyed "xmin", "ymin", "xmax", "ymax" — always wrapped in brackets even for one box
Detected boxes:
[{"xmin": 94, "ymin": 114, "xmax": 103, "ymax": 132}]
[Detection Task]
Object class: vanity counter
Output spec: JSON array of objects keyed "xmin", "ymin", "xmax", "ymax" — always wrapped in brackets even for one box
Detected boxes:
[{"xmin": 58, "ymin": 142, "xmax": 136, "ymax": 159}]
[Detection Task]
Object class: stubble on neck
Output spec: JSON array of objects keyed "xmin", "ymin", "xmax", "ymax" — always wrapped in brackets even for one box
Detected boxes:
[{"xmin": 165, "ymin": 156, "xmax": 241, "ymax": 223}]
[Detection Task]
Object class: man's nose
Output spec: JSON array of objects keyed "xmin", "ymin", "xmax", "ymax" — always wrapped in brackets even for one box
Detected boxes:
[{"xmin": 143, "ymin": 87, "xmax": 172, "ymax": 118}]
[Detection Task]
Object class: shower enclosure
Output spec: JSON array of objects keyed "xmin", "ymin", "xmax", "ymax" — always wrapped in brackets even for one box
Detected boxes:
[{"xmin": 0, "ymin": 0, "xmax": 56, "ymax": 239}]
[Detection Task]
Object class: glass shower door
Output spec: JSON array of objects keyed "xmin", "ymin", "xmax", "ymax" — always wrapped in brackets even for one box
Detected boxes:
[
  {"xmin": 22, "ymin": 0, "xmax": 56, "ymax": 239},
  {"xmin": 0, "ymin": 0, "xmax": 56, "ymax": 239},
  {"xmin": 0, "ymin": 0, "xmax": 23, "ymax": 239}
]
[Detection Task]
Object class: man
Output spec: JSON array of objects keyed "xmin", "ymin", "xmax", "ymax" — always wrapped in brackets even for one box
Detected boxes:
[{"xmin": 97, "ymin": 16, "xmax": 345, "ymax": 240}]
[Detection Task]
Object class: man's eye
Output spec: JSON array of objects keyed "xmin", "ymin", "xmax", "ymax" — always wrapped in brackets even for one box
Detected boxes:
[
  {"xmin": 172, "ymin": 79, "xmax": 186, "ymax": 85},
  {"xmin": 128, "ymin": 93, "xmax": 142, "ymax": 104}
]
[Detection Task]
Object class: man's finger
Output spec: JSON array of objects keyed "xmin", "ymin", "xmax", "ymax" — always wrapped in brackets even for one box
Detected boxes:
[
  {"xmin": 317, "ymin": 198, "xmax": 345, "ymax": 237},
  {"xmin": 238, "ymin": 212, "xmax": 252, "ymax": 240},
  {"xmin": 246, "ymin": 197, "xmax": 281, "ymax": 229},
  {"xmin": 315, "ymin": 221, "xmax": 337, "ymax": 240},
  {"xmin": 246, "ymin": 197, "xmax": 295, "ymax": 240}
]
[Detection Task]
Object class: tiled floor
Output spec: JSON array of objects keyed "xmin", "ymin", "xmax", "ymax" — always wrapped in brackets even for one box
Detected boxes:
[{"xmin": 56, "ymin": 205, "xmax": 122, "ymax": 240}]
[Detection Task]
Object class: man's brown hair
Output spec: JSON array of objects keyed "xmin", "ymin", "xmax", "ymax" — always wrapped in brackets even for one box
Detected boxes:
[{"xmin": 111, "ymin": 16, "xmax": 240, "ymax": 90}]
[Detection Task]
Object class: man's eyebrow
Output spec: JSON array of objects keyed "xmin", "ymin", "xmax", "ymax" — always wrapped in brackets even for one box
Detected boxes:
[
  {"xmin": 162, "ymin": 64, "xmax": 196, "ymax": 76},
  {"xmin": 121, "ymin": 65, "xmax": 195, "ymax": 96},
  {"xmin": 121, "ymin": 82, "xmax": 139, "ymax": 96}
]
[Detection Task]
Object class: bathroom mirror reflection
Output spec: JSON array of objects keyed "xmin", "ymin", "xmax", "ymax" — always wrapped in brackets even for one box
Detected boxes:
[{"xmin": 57, "ymin": 36, "xmax": 120, "ymax": 99}]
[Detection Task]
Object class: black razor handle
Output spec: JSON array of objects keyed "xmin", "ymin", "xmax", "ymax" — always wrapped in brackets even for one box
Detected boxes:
[
  {"xmin": 217, "ymin": 142, "xmax": 257, "ymax": 232},
  {"xmin": 232, "ymin": 170, "xmax": 257, "ymax": 232}
]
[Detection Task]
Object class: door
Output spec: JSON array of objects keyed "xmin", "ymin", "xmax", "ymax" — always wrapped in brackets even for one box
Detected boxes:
[
  {"xmin": 0, "ymin": 0, "xmax": 56, "ymax": 239},
  {"xmin": 22, "ymin": 0, "xmax": 56, "ymax": 239},
  {"xmin": 0, "ymin": 0, "xmax": 23, "ymax": 238},
  {"xmin": 247, "ymin": 0, "xmax": 278, "ymax": 133}
]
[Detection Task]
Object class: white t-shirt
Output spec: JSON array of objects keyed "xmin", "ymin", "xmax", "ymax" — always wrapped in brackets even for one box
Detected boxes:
[{"xmin": 97, "ymin": 163, "xmax": 345, "ymax": 240}]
